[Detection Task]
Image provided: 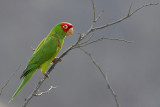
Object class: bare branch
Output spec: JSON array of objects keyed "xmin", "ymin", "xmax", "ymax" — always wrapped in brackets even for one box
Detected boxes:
[
  {"xmin": 79, "ymin": 48, "xmax": 120, "ymax": 107},
  {"xmin": 128, "ymin": 2, "xmax": 133, "ymax": 16},
  {"xmin": 75, "ymin": 37, "xmax": 132, "ymax": 48},
  {"xmin": 0, "ymin": 65, "xmax": 21, "ymax": 96},
  {"xmin": 93, "ymin": 3, "xmax": 159, "ymax": 31},
  {"xmin": 79, "ymin": 30, "xmax": 96, "ymax": 45},
  {"xmin": 34, "ymin": 86, "xmax": 56, "ymax": 96},
  {"xmin": 105, "ymin": 71, "xmax": 119, "ymax": 107},
  {"xmin": 130, "ymin": 3, "xmax": 159, "ymax": 16},
  {"xmin": 91, "ymin": 0, "xmax": 96, "ymax": 22}
]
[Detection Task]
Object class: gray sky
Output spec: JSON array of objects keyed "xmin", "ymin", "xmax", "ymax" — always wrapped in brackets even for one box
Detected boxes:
[{"xmin": 0, "ymin": 0, "xmax": 160, "ymax": 107}]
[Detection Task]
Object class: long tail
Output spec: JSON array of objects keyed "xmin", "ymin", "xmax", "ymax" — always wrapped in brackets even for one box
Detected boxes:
[{"xmin": 9, "ymin": 70, "xmax": 36, "ymax": 102}]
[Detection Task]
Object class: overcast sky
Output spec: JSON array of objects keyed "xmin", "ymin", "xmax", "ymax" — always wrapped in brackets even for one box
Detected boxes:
[{"xmin": 0, "ymin": 0, "xmax": 160, "ymax": 107}]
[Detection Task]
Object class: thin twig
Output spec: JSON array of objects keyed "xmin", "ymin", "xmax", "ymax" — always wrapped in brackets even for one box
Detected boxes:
[
  {"xmin": 130, "ymin": 3, "xmax": 159, "ymax": 16},
  {"xmin": 0, "ymin": 65, "xmax": 21, "ymax": 96},
  {"xmin": 81, "ymin": 3, "xmax": 103, "ymax": 40},
  {"xmin": 79, "ymin": 30, "xmax": 96, "ymax": 45},
  {"xmin": 105, "ymin": 72, "xmax": 119, "ymax": 107},
  {"xmin": 75, "ymin": 37, "xmax": 132, "ymax": 48},
  {"xmin": 79, "ymin": 48, "xmax": 120, "ymax": 107},
  {"xmin": 92, "ymin": 3, "xmax": 159, "ymax": 31},
  {"xmin": 128, "ymin": 2, "xmax": 133, "ymax": 16},
  {"xmin": 34, "ymin": 86, "xmax": 56, "ymax": 96},
  {"xmin": 91, "ymin": 0, "xmax": 96, "ymax": 22}
]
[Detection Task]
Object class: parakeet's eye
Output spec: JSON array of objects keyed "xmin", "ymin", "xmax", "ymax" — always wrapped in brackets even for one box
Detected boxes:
[{"xmin": 63, "ymin": 25, "xmax": 68, "ymax": 29}]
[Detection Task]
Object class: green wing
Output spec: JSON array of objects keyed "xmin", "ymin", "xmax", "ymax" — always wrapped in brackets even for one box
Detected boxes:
[{"xmin": 20, "ymin": 36, "xmax": 59, "ymax": 78}]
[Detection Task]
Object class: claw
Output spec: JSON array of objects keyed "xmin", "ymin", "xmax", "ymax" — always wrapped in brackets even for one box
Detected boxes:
[
  {"xmin": 44, "ymin": 73, "xmax": 49, "ymax": 78},
  {"xmin": 52, "ymin": 58, "xmax": 62, "ymax": 63}
]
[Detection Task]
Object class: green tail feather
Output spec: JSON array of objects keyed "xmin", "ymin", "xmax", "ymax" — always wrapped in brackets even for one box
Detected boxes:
[{"xmin": 9, "ymin": 70, "xmax": 36, "ymax": 103}]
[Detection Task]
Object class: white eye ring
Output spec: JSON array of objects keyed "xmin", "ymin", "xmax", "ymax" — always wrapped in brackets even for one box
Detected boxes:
[{"xmin": 63, "ymin": 25, "xmax": 68, "ymax": 29}]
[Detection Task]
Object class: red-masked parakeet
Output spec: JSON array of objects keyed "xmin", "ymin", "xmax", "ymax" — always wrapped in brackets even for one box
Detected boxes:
[{"xmin": 9, "ymin": 22, "xmax": 73, "ymax": 102}]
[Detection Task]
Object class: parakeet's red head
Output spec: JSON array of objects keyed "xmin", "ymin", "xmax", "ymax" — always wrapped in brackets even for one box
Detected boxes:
[{"xmin": 61, "ymin": 22, "xmax": 73, "ymax": 36}]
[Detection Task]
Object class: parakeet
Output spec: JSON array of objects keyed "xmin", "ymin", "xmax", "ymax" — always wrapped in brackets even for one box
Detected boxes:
[{"xmin": 9, "ymin": 22, "xmax": 73, "ymax": 102}]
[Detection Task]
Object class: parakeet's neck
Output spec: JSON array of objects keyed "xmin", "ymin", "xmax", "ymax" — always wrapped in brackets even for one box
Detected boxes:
[
  {"xmin": 47, "ymin": 26, "xmax": 66, "ymax": 47},
  {"xmin": 48, "ymin": 26, "xmax": 66, "ymax": 40}
]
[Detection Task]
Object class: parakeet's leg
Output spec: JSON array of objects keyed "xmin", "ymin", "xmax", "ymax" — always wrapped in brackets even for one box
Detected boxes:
[
  {"xmin": 52, "ymin": 57, "xmax": 62, "ymax": 63},
  {"xmin": 41, "ymin": 60, "xmax": 51, "ymax": 78}
]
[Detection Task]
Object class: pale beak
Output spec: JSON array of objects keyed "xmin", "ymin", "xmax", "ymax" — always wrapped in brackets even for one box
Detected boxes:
[{"xmin": 66, "ymin": 28, "xmax": 73, "ymax": 36}]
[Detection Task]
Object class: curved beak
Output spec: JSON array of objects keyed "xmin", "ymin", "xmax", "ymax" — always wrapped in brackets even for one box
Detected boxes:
[{"xmin": 66, "ymin": 28, "xmax": 73, "ymax": 36}]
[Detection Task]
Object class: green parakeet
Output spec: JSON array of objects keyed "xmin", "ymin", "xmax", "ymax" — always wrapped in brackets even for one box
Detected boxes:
[{"xmin": 9, "ymin": 22, "xmax": 73, "ymax": 102}]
